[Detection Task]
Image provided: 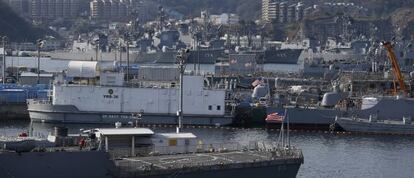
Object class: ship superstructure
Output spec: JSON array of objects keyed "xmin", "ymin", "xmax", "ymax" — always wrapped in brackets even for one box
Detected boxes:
[{"xmin": 27, "ymin": 61, "xmax": 234, "ymax": 125}]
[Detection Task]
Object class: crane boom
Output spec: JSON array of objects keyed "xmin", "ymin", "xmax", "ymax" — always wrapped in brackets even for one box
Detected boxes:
[{"xmin": 381, "ymin": 41, "xmax": 408, "ymax": 95}]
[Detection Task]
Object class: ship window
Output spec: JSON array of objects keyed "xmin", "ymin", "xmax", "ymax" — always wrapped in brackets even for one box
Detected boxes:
[
  {"xmin": 208, "ymin": 105, "xmax": 212, "ymax": 110},
  {"xmin": 169, "ymin": 139, "xmax": 177, "ymax": 146},
  {"xmin": 185, "ymin": 139, "xmax": 190, "ymax": 145},
  {"xmin": 217, "ymin": 105, "xmax": 221, "ymax": 110}
]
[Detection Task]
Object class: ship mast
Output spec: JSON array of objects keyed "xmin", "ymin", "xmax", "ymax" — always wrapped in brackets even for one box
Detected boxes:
[{"xmin": 176, "ymin": 48, "xmax": 189, "ymax": 133}]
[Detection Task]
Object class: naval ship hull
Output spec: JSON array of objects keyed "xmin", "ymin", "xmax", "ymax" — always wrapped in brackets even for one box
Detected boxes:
[
  {"xmin": 0, "ymin": 151, "xmax": 116, "ymax": 178},
  {"xmin": 28, "ymin": 100, "xmax": 233, "ymax": 126},
  {"xmin": 132, "ymin": 163, "xmax": 301, "ymax": 178},
  {"xmin": 270, "ymin": 107, "xmax": 341, "ymax": 124},
  {"xmin": 28, "ymin": 75, "xmax": 233, "ymax": 126},
  {"xmin": 117, "ymin": 149, "xmax": 303, "ymax": 178},
  {"xmin": 266, "ymin": 97, "xmax": 414, "ymax": 128},
  {"xmin": 0, "ymin": 150, "xmax": 302, "ymax": 178},
  {"xmin": 336, "ymin": 117, "xmax": 414, "ymax": 134}
]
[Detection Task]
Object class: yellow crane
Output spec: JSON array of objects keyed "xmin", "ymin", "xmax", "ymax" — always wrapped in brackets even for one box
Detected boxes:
[{"xmin": 381, "ymin": 41, "xmax": 408, "ymax": 95}]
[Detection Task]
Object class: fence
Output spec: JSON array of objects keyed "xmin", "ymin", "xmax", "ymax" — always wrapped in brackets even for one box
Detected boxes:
[
  {"xmin": 107, "ymin": 141, "xmax": 303, "ymax": 160},
  {"xmin": 108, "ymin": 142, "xmax": 243, "ymax": 159},
  {"xmin": 114, "ymin": 144, "xmax": 304, "ymax": 177}
]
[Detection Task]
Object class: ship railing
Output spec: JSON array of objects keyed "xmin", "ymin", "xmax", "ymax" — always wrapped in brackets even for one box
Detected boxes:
[
  {"xmin": 28, "ymin": 99, "xmax": 51, "ymax": 105},
  {"xmin": 115, "ymin": 145, "xmax": 304, "ymax": 176},
  {"xmin": 108, "ymin": 142, "xmax": 243, "ymax": 159},
  {"xmin": 108, "ymin": 147, "xmax": 153, "ymax": 159},
  {"xmin": 249, "ymin": 141, "xmax": 303, "ymax": 158},
  {"xmin": 108, "ymin": 141, "xmax": 303, "ymax": 160}
]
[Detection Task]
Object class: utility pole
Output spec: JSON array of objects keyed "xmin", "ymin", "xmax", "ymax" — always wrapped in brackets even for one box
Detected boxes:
[
  {"xmin": 176, "ymin": 48, "xmax": 189, "ymax": 133},
  {"xmin": 2, "ymin": 36, "xmax": 7, "ymax": 84},
  {"xmin": 114, "ymin": 42, "xmax": 117, "ymax": 61},
  {"xmin": 36, "ymin": 39, "xmax": 44, "ymax": 85},
  {"xmin": 126, "ymin": 40, "xmax": 130, "ymax": 82},
  {"xmin": 94, "ymin": 39, "xmax": 99, "ymax": 61},
  {"xmin": 123, "ymin": 32, "xmax": 131, "ymax": 82},
  {"xmin": 119, "ymin": 38, "xmax": 123, "ymax": 67}
]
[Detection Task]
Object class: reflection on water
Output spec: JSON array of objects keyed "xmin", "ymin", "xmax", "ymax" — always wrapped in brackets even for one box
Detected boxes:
[{"xmin": 1, "ymin": 120, "xmax": 414, "ymax": 178}]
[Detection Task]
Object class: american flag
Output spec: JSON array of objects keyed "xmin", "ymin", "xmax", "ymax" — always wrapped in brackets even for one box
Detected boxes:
[
  {"xmin": 251, "ymin": 78, "xmax": 263, "ymax": 87},
  {"xmin": 244, "ymin": 62, "xmax": 252, "ymax": 67},
  {"xmin": 265, "ymin": 112, "xmax": 284, "ymax": 124}
]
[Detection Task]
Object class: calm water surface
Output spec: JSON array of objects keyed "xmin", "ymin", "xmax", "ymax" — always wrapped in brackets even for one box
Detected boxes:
[{"xmin": 1, "ymin": 120, "xmax": 413, "ymax": 178}]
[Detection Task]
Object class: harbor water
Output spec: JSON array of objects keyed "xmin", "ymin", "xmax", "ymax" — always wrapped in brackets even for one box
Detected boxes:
[{"xmin": 1, "ymin": 120, "xmax": 413, "ymax": 178}]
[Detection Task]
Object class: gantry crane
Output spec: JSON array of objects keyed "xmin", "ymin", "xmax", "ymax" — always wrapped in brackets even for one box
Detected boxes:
[{"xmin": 380, "ymin": 41, "xmax": 408, "ymax": 95}]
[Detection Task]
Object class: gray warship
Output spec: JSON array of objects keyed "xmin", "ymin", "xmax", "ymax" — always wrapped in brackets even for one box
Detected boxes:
[
  {"xmin": 265, "ymin": 95, "xmax": 414, "ymax": 128},
  {"xmin": 335, "ymin": 116, "xmax": 414, "ymax": 134}
]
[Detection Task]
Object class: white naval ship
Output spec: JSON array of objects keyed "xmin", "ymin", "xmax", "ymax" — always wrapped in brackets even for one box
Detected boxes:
[{"xmin": 27, "ymin": 60, "xmax": 234, "ymax": 125}]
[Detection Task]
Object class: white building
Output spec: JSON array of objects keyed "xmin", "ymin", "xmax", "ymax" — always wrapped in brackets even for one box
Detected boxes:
[
  {"xmin": 262, "ymin": 0, "xmax": 278, "ymax": 23},
  {"xmin": 210, "ymin": 13, "xmax": 240, "ymax": 25}
]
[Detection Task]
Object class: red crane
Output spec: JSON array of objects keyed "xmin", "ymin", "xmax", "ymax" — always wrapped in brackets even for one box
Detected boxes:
[{"xmin": 381, "ymin": 41, "xmax": 408, "ymax": 95}]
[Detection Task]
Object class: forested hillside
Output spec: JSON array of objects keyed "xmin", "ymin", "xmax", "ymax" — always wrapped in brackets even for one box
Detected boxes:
[{"xmin": 0, "ymin": 1, "xmax": 47, "ymax": 42}]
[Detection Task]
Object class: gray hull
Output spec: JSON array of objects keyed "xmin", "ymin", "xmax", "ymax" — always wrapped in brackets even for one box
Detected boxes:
[
  {"xmin": 0, "ymin": 151, "xmax": 116, "ymax": 178},
  {"xmin": 267, "ymin": 107, "xmax": 342, "ymax": 126},
  {"xmin": 267, "ymin": 97, "xmax": 414, "ymax": 126},
  {"xmin": 336, "ymin": 118, "xmax": 414, "ymax": 134},
  {"xmin": 0, "ymin": 151, "xmax": 302, "ymax": 178},
  {"xmin": 0, "ymin": 139, "xmax": 36, "ymax": 153},
  {"xmin": 28, "ymin": 100, "xmax": 233, "ymax": 126},
  {"xmin": 117, "ymin": 149, "xmax": 303, "ymax": 178},
  {"xmin": 128, "ymin": 163, "xmax": 301, "ymax": 178}
]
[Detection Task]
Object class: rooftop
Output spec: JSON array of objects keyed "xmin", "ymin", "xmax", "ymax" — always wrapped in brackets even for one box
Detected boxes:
[
  {"xmin": 20, "ymin": 72, "xmax": 54, "ymax": 77},
  {"xmin": 155, "ymin": 132, "xmax": 197, "ymax": 139},
  {"xmin": 97, "ymin": 128, "xmax": 154, "ymax": 136}
]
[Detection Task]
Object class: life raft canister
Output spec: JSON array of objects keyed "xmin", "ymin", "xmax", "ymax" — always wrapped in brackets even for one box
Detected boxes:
[{"xmin": 18, "ymin": 132, "xmax": 28, "ymax": 137}]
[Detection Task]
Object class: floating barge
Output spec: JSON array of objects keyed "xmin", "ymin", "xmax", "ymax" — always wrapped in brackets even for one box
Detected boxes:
[
  {"xmin": 0, "ymin": 125, "xmax": 304, "ymax": 178},
  {"xmin": 335, "ymin": 116, "xmax": 414, "ymax": 135},
  {"xmin": 116, "ymin": 149, "xmax": 303, "ymax": 178}
]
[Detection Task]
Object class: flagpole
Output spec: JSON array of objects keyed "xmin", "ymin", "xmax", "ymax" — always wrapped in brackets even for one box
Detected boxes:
[
  {"xmin": 281, "ymin": 113, "xmax": 284, "ymax": 148},
  {"xmin": 286, "ymin": 108, "xmax": 290, "ymax": 148}
]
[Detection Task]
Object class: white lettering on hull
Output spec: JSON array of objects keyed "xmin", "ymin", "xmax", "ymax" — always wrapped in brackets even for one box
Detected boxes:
[{"xmin": 102, "ymin": 114, "xmax": 134, "ymax": 119}]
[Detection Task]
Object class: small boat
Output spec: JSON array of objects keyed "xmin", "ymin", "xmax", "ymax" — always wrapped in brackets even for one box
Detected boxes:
[
  {"xmin": 335, "ymin": 116, "xmax": 414, "ymax": 134},
  {"xmin": 265, "ymin": 112, "xmax": 285, "ymax": 124},
  {"xmin": 0, "ymin": 132, "xmax": 53, "ymax": 153},
  {"xmin": 1, "ymin": 137, "xmax": 36, "ymax": 153}
]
